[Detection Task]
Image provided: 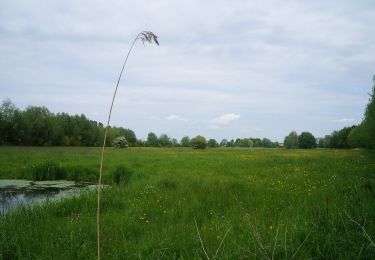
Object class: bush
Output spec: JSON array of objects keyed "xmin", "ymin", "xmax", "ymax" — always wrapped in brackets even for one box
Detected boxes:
[
  {"xmin": 298, "ymin": 132, "xmax": 317, "ymax": 149},
  {"xmin": 191, "ymin": 135, "xmax": 207, "ymax": 149},
  {"xmin": 113, "ymin": 136, "xmax": 128, "ymax": 148}
]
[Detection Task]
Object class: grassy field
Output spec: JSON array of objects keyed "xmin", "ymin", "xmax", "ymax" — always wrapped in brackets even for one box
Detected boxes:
[{"xmin": 0, "ymin": 147, "xmax": 375, "ymax": 259}]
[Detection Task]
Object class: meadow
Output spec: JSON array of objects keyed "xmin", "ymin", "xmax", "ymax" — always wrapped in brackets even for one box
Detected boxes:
[{"xmin": 0, "ymin": 147, "xmax": 374, "ymax": 259}]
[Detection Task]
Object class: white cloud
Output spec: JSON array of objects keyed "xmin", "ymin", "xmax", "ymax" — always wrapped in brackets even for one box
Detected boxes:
[
  {"xmin": 0, "ymin": 0, "xmax": 373, "ymax": 141},
  {"xmin": 165, "ymin": 114, "xmax": 187, "ymax": 122},
  {"xmin": 332, "ymin": 118, "xmax": 355, "ymax": 123},
  {"xmin": 212, "ymin": 113, "xmax": 241, "ymax": 126}
]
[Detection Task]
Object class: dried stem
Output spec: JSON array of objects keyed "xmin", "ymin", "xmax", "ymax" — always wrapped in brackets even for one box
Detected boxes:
[
  {"xmin": 97, "ymin": 31, "xmax": 158, "ymax": 260},
  {"xmin": 345, "ymin": 212, "xmax": 375, "ymax": 248},
  {"xmin": 193, "ymin": 213, "xmax": 210, "ymax": 260},
  {"xmin": 214, "ymin": 226, "xmax": 232, "ymax": 259},
  {"xmin": 290, "ymin": 230, "xmax": 312, "ymax": 259},
  {"xmin": 272, "ymin": 225, "xmax": 279, "ymax": 260}
]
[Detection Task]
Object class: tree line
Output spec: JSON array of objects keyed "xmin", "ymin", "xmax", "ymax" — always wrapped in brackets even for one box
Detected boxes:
[
  {"xmin": 284, "ymin": 75, "xmax": 375, "ymax": 149},
  {"xmin": 1, "ymin": 75, "xmax": 374, "ymax": 149},
  {"xmin": 143, "ymin": 133, "xmax": 280, "ymax": 149},
  {"xmin": 0, "ymin": 99, "xmax": 281, "ymax": 149},
  {"xmin": 0, "ymin": 99, "xmax": 136, "ymax": 147}
]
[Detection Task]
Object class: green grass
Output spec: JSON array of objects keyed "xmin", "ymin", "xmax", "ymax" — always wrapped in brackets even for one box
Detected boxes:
[{"xmin": 0, "ymin": 147, "xmax": 375, "ymax": 259}]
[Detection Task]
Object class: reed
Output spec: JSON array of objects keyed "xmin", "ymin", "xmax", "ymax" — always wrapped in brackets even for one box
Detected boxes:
[{"xmin": 96, "ymin": 31, "xmax": 159, "ymax": 260}]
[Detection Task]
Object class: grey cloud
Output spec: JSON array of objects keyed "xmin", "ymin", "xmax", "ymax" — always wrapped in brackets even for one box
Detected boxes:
[{"xmin": 1, "ymin": 0, "xmax": 374, "ymax": 141}]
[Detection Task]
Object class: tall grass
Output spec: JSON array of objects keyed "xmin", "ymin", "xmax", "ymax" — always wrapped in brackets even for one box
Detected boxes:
[
  {"xmin": 19, "ymin": 160, "xmax": 66, "ymax": 180},
  {"xmin": 111, "ymin": 165, "xmax": 133, "ymax": 185},
  {"xmin": 97, "ymin": 31, "xmax": 159, "ymax": 260},
  {"xmin": 0, "ymin": 147, "xmax": 374, "ymax": 258}
]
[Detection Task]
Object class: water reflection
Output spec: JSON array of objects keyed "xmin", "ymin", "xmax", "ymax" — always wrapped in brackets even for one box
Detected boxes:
[{"xmin": 0, "ymin": 180, "xmax": 95, "ymax": 214}]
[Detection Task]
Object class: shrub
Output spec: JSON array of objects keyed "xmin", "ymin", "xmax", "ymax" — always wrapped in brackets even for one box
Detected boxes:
[
  {"xmin": 191, "ymin": 135, "xmax": 207, "ymax": 149},
  {"xmin": 113, "ymin": 136, "xmax": 128, "ymax": 148}
]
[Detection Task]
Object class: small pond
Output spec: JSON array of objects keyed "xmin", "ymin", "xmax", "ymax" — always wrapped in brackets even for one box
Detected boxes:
[{"xmin": 0, "ymin": 179, "xmax": 97, "ymax": 214}]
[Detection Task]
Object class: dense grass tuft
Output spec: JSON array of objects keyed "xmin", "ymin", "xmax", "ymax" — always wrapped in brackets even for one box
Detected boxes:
[
  {"xmin": 111, "ymin": 165, "xmax": 133, "ymax": 185},
  {"xmin": 20, "ymin": 160, "xmax": 66, "ymax": 180}
]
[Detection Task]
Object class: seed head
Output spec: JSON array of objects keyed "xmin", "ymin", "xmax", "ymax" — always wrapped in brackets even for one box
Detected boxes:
[{"xmin": 139, "ymin": 31, "xmax": 159, "ymax": 46}]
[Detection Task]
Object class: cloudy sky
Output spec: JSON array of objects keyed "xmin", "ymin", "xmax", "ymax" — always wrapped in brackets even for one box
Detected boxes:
[{"xmin": 1, "ymin": 0, "xmax": 374, "ymax": 142}]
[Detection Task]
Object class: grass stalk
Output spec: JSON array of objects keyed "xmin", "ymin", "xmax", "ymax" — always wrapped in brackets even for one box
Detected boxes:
[
  {"xmin": 345, "ymin": 212, "xmax": 375, "ymax": 248},
  {"xmin": 193, "ymin": 213, "xmax": 210, "ymax": 260},
  {"xmin": 96, "ymin": 31, "xmax": 158, "ymax": 260},
  {"xmin": 214, "ymin": 226, "xmax": 232, "ymax": 259}
]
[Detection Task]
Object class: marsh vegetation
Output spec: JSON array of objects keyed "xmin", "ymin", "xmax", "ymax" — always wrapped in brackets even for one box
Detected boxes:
[{"xmin": 0, "ymin": 147, "xmax": 374, "ymax": 259}]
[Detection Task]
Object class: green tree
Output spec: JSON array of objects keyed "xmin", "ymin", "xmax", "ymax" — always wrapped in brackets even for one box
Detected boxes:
[
  {"xmin": 347, "ymin": 125, "xmax": 368, "ymax": 148},
  {"xmin": 227, "ymin": 139, "xmax": 235, "ymax": 147},
  {"xmin": 347, "ymin": 75, "xmax": 375, "ymax": 149},
  {"xmin": 362, "ymin": 75, "xmax": 375, "ymax": 148},
  {"xmin": 318, "ymin": 135, "xmax": 332, "ymax": 148},
  {"xmin": 158, "ymin": 134, "xmax": 172, "ymax": 147},
  {"xmin": 147, "ymin": 132, "xmax": 159, "ymax": 147},
  {"xmin": 121, "ymin": 128, "xmax": 136, "ymax": 146},
  {"xmin": 235, "ymin": 138, "xmax": 253, "ymax": 147},
  {"xmin": 180, "ymin": 136, "xmax": 191, "ymax": 147},
  {"xmin": 242, "ymin": 138, "xmax": 254, "ymax": 147},
  {"xmin": 171, "ymin": 138, "xmax": 179, "ymax": 147},
  {"xmin": 191, "ymin": 135, "xmax": 207, "ymax": 149},
  {"xmin": 0, "ymin": 98, "xmax": 17, "ymax": 144},
  {"xmin": 135, "ymin": 139, "xmax": 146, "ymax": 147},
  {"xmin": 250, "ymin": 138, "xmax": 262, "ymax": 147},
  {"xmin": 298, "ymin": 132, "xmax": 316, "ymax": 149},
  {"xmin": 262, "ymin": 138, "xmax": 275, "ymax": 148},
  {"xmin": 22, "ymin": 106, "xmax": 54, "ymax": 146},
  {"xmin": 207, "ymin": 138, "xmax": 218, "ymax": 148},
  {"xmin": 329, "ymin": 126, "xmax": 356, "ymax": 148},
  {"xmin": 284, "ymin": 131, "xmax": 298, "ymax": 149},
  {"xmin": 220, "ymin": 139, "xmax": 228, "ymax": 147}
]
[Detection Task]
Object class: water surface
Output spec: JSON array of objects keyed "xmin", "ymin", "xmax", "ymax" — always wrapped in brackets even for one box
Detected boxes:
[{"xmin": 0, "ymin": 179, "xmax": 96, "ymax": 214}]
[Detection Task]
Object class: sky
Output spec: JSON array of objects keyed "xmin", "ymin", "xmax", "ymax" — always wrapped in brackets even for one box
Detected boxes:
[{"xmin": 1, "ymin": 0, "xmax": 374, "ymax": 142}]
